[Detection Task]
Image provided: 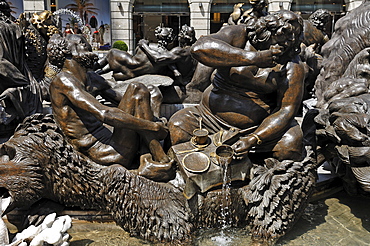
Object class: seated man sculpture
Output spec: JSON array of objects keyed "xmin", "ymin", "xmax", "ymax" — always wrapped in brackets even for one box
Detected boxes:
[
  {"xmin": 169, "ymin": 10, "xmax": 305, "ymax": 162},
  {"xmin": 47, "ymin": 34, "xmax": 172, "ymax": 180}
]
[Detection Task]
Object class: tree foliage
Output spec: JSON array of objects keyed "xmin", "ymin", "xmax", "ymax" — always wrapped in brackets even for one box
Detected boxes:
[{"xmin": 65, "ymin": 0, "xmax": 98, "ymax": 22}]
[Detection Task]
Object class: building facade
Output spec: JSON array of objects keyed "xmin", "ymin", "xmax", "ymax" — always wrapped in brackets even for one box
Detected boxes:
[{"xmin": 20, "ymin": 0, "xmax": 363, "ymax": 53}]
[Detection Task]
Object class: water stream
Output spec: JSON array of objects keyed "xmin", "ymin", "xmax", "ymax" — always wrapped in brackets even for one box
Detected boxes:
[
  {"xmin": 220, "ymin": 162, "xmax": 231, "ymax": 229},
  {"xmin": 63, "ymin": 190, "xmax": 370, "ymax": 246},
  {"xmin": 4, "ymin": 179, "xmax": 370, "ymax": 246},
  {"xmin": 211, "ymin": 162, "xmax": 233, "ymax": 246}
]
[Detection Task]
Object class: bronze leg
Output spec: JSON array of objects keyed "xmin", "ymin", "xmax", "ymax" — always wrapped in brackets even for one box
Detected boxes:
[
  {"xmin": 168, "ymin": 107, "xmax": 200, "ymax": 145},
  {"xmin": 111, "ymin": 82, "xmax": 169, "ymax": 163},
  {"xmin": 272, "ymin": 121, "xmax": 304, "ymax": 162}
]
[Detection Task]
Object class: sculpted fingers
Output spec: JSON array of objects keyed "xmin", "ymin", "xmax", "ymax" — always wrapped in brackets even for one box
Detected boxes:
[
  {"xmin": 270, "ymin": 44, "xmax": 283, "ymax": 56},
  {"xmin": 255, "ymin": 50, "xmax": 276, "ymax": 67},
  {"xmin": 332, "ymin": 113, "xmax": 370, "ymax": 145},
  {"xmin": 256, "ymin": 47, "xmax": 283, "ymax": 67},
  {"xmin": 137, "ymin": 39, "xmax": 149, "ymax": 47},
  {"xmin": 155, "ymin": 121, "xmax": 168, "ymax": 140},
  {"xmin": 232, "ymin": 139, "xmax": 250, "ymax": 157}
]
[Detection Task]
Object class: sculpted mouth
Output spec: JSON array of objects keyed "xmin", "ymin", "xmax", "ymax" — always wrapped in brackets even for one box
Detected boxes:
[{"xmin": 0, "ymin": 187, "xmax": 13, "ymax": 215}]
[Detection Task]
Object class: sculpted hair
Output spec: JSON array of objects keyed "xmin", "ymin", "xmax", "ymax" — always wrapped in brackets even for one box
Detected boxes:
[
  {"xmin": 178, "ymin": 24, "xmax": 197, "ymax": 46},
  {"xmin": 309, "ymin": 9, "xmax": 330, "ymax": 23},
  {"xmin": 47, "ymin": 34, "xmax": 71, "ymax": 68},
  {"xmin": 247, "ymin": 10, "xmax": 303, "ymax": 57},
  {"xmin": 0, "ymin": 0, "xmax": 11, "ymax": 17}
]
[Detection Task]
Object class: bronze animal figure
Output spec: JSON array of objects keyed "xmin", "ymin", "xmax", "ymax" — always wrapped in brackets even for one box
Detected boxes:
[{"xmin": 0, "ymin": 114, "xmax": 317, "ymax": 245}]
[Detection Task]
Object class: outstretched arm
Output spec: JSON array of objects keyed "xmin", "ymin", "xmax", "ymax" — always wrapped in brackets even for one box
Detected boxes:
[
  {"xmin": 85, "ymin": 71, "xmax": 123, "ymax": 105},
  {"xmin": 190, "ymin": 25, "xmax": 281, "ymax": 68},
  {"xmin": 94, "ymin": 49, "xmax": 142, "ymax": 75},
  {"xmin": 53, "ymin": 74, "xmax": 161, "ymax": 132},
  {"xmin": 232, "ymin": 57, "xmax": 305, "ymax": 156},
  {"xmin": 138, "ymin": 39, "xmax": 183, "ymax": 64}
]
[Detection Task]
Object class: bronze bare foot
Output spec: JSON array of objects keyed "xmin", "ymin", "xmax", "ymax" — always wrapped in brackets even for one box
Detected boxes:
[{"xmin": 138, "ymin": 153, "xmax": 175, "ymax": 182}]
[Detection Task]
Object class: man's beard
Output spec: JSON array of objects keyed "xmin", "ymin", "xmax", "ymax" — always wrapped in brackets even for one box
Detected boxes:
[{"xmin": 72, "ymin": 52, "xmax": 98, "ymax": 69}]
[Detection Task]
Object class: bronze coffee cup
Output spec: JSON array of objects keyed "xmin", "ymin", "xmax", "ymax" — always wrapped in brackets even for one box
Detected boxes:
[
  {"xmin": 215, "ymin": 144, "xmax": 234, "ymax": 166},
  {"xmin": 193, "ymin": 128, "xmax": 209, "ymax": 145}
]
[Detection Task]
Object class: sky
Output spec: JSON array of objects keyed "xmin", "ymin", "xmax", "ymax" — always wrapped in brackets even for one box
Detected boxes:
[{"xmin": 8, "ymin": 0, "xmax": 23, "ymax": 18}]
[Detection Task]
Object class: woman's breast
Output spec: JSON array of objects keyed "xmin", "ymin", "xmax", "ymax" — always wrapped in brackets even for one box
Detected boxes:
[{"xmin": 203, "ymin": 85, "xmax": 276, "ymax": 129}]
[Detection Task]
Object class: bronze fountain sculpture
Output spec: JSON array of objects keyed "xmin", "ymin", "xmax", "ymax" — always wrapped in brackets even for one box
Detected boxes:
[
  {"xmin": 314, "ymin": 1, "xmax": 370, "ymax": 195},
  {"xmin": 0, "ymin": 6, "xmax": 61, "ymax": 142},
  {"xmin": 1, "ymin": 0, "xmax": 370, "ymax": 245},
  {"xmin": 0, "ymin": 9, "xmax": 320, "ymax": 246}
]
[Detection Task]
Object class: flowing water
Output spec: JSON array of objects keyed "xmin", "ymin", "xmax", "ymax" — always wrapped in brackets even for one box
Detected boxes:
[
  {"xmin": 62, "ymin": 190, "xmax": 370, "ymax": 246},
  {"xmin": 219, "ymin": 162, "xmax": 232, "ymax": 229},
  {"xmin": 211, "ymin": 162, "xmax": 233, "ymax": 245},
  {"xmin": 4, "ymin": 188, "xmax": 370, "ymax": 246}
]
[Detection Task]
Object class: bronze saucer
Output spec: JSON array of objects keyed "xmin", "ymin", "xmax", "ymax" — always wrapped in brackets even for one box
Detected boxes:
[{"xmin": 182, "ymin": 152, "xmax": 210, "ymax": 173}]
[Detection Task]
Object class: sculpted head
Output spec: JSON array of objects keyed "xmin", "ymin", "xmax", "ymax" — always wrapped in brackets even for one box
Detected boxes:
[
  {"xmin": 178, "ymin": 24, "xmax": 196, "ymax": 47},
  {"xmin": 308, "ymin": 9, "xmax": 330, "ymax": 31},
  {"xmin": 249, "ymin": 0, "xmax": 267, "ymax": 10},
  {"xmin": 31, "ymin": 10, "xmax": 53, "ymax": 28},
  {"xmin": 47, "ymin": 34, "xmax": 70, "ymax": 68},
  {"xmin": 30, "ymin": 10, "xmax": 59, "ymax": 39},
  {"xmin": 0, "ymin": 0, "xmax": 11, "ymax": 18},
  {"xmin": 155, "ymin": 26, "xmax": 174, "ymax": 49},
  {"xmin": 47, "ymin": 34, "xmax": 98, "ymax": 69},
  {"xmin": 0, "ymin": 140, "xmax": 45, "ymax": 214},
  {"xmin": 247, "ymin": 10, "xmax": 303, "ymax": 61}
]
